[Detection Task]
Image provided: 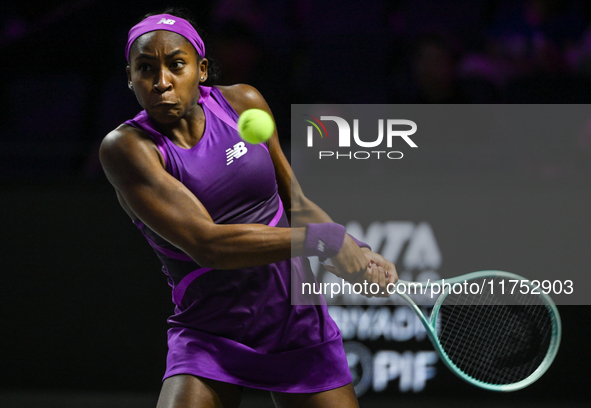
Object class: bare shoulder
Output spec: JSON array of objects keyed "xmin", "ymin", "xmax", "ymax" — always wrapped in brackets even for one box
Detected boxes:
[
  {"xmin": 101, "ymin": 124, "xmax": 148, "ymax": 154},
  {"xmin": 99, "ymin": 124, "xmax": 164, "ymax": 181},
  {"xmin": 217, "ymin": 84, "xmax": 271, "ymax": 116},
  {"xmin": 99, "ymin": 124, "xmax": 160, "ymax": 167}
]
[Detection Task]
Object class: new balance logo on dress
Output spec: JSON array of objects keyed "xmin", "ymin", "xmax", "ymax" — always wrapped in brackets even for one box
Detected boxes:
[
  {"xmin": 157, "ymin": 18, "xmax": 175, "ymax": 25},
  {"xmin": 226, "ymin": 142, "xmax": 248, "ymax": 165}
]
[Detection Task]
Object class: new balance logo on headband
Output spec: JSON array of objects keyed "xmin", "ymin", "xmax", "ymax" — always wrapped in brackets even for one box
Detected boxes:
[
  {"xmin": 226, "ymin": 142, "xmax": 248, "ymax": 165},
  {"xmin": 157, "ymin": 18, "xmax": 175, "ymax": 25}
]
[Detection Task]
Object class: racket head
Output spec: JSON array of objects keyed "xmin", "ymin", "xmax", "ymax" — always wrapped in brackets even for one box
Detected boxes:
[{"xmin": 427, "ymin": 271, "xmax": 562, "ymax": 391}]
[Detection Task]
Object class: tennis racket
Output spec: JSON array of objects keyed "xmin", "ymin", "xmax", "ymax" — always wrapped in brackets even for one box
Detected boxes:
[
  {"xmin": 393, "ymin": 271, "xmax": 561, "ymax": 391},
  {"xmin": 323, "ymin": 264, "xmax": 562, "ymax": 391}
]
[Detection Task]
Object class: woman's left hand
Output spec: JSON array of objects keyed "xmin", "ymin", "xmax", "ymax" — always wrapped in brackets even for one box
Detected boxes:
[
  {"xmin": 361, "ymin": 249, "xmax": 398, "ymax": 286},
  {"xmin": 358, "ymin": 249, "xmax": 398, "ymax": 297},
  {"xmin": 323, "ymin": 249, "xmax": 398, "ymax": 298}
]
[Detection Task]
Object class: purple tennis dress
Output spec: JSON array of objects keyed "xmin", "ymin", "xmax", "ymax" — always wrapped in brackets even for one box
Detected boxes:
[{"xmin": 123, "ymin": 86, "xmax": 351, "ymax": 392}]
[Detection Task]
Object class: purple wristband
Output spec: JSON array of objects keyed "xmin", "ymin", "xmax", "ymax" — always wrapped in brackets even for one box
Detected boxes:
[
  {"xmin": 349, "ymin": 234, "xmax": 371, "ymax": 251},
  {"xmin": 304, "ymin": 223, "xmax": 347, "ymax": 258}
]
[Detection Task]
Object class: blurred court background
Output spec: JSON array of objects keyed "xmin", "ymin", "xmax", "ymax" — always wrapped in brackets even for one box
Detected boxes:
[{"xmin": 1, "ymin": 0, "xmax": 590, "ymax": 406}]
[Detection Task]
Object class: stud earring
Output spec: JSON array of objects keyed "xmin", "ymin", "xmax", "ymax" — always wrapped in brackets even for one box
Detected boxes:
[{"xmin": 200, "ymin": 77, "xmax": 205, "ymax": 81}]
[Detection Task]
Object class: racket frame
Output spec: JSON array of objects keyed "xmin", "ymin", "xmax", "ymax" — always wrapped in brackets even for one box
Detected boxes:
[{"xmin": 395, "ymin": 270, "xmax": 562, "ymax": 391}]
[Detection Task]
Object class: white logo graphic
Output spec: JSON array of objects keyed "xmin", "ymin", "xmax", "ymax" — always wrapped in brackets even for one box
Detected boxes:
[
  {"xmin": 317, "ymin": 239, "xmax": 326, "ymax": 252},
  {"xmin": 307, "ymin": 116, "xmax": 417, "ymax": 148},
  {"xmin": 157, "ymin": 18, "xmax": 176, "ymax": 25},
  {"xmin": 306, "ymin": 115, "xmax": 417, "ymax": 160},
  {"xmin": 226, "ymin": 142, "xmax": 248, "ymax": 165}
]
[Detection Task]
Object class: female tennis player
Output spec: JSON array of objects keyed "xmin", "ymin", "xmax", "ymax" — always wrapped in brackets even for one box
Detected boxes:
[{"xmin": 100, "ymin": 9, "xmax": 397, "ymax": 408}]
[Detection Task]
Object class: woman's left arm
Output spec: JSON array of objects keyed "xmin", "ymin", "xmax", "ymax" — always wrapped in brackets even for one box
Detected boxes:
[
  {"xmin": 220, "ymin": 84, "xmax": 324, "ymax": 226},
  {"xmin": 221, "ymin": 84, "xmax": 397, "ymax": 288}
]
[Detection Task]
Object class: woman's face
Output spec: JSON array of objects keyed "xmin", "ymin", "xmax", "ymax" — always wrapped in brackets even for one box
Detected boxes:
[{"xmin": 127, "ymin": 30, "xmax": 207, "ymax": 124}]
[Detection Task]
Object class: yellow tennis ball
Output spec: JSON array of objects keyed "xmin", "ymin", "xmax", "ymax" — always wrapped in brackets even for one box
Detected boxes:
[{"xmin": 237, "ymin": 109, "xmax": 275, "ymax": 144}]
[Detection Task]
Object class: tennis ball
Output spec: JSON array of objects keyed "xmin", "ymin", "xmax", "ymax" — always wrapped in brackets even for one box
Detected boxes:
[{"xmin": 237, "ymin": 109, "xmax": 275, "ymax": 144}]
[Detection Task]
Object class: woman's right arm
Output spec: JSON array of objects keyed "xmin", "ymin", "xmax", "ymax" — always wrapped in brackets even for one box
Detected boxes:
[{"xmin": 99, "ymin": 126, "xmax": 306, "ymax": 270}]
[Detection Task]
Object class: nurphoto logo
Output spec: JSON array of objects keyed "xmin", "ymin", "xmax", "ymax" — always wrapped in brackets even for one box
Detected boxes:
[{"xmin": 303, "ymin": 114, "xmax": 417, "ymax": 160}]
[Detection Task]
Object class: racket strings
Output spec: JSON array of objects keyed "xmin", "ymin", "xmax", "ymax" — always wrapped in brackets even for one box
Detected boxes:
[
  {"xmin": 436, "ymin": 277, "xmax": 553, "ymax": 385},
  {"xmin": 441, "ymin": 306, "xmax": 549, "ymax": 384}
]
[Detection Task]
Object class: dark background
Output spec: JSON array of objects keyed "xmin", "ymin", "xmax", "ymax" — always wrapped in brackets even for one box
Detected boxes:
[{"xmin": 1, "ymin": 0, "xmax": 590, "ymax": 406}]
